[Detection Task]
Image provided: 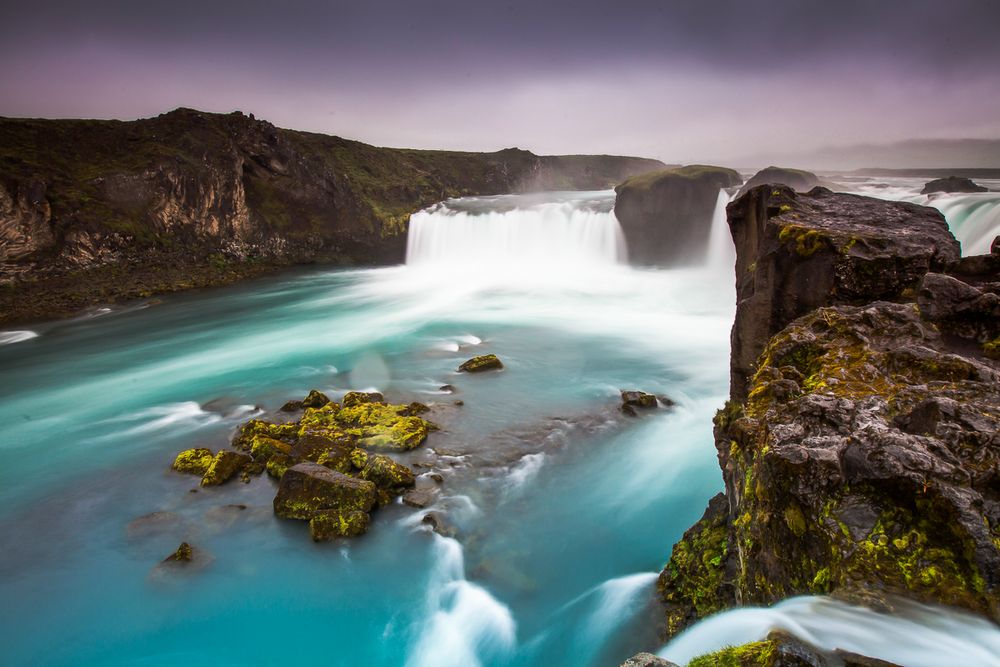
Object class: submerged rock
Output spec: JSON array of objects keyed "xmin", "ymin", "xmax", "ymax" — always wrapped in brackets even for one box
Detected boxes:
[
  {"xmin": 614, "ymin": 164, "xmax": 743, "ymax": 265},
  {"xmin": 201, "ymin": 450, "xmax": 252, "ymax": 486},
  {"xmin": 126, "ymin": 511, "xmax": 184, "ymax": 539},
  {"xmin": 171, "ymin": 448, "xmax": 215, "ymax": 475},
  {"xmin": 280, "ymin": 399, "xmax": 303, "ymax": 412},
  {"xmin": 162, "ymin": 541, "xmax": 193, "ymax": 563},
  {"xmin": 458, "ymin": 354, "xmax": 504, "ymax": 372},
  {"xmin": 273, "ymin": 462, "xmax": 377, "ymax": 520},
  {"xmin": 921, "ymin": 176, "xmax": 988, "ymax": 194}
]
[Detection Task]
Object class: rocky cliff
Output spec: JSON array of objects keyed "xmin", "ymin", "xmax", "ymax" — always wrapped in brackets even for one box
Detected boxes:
[
  {"xmin": 657, "ymin": 185, "xmax": 1000, "ymax": 635},
  {"xmin": 0, "ymin": 108, "xmax": 663, "ymax": 324},
  {"xmin": 613, "ymin": 165, "xmax": 742, "ymax": 265}
]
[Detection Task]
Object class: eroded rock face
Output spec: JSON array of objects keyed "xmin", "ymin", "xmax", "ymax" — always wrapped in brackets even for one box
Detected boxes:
[
  {"xmin": 657, "ymin": 188, "xmax": 1000, "ymax": 637},
  {"xmin": 921, "ymin": 176, "xmax": 988, "ymax": 195},
  {"xmin": 614, "ymin": 165, "xmax": 742, "ymax": 266},
  {"xmin": 727, "ymin": 185, "xmax": 959, "ymax": 401}
]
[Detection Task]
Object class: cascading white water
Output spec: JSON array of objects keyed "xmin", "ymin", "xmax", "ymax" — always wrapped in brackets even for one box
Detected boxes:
[
  {"xmin": 704, "ymin": 188, "xmax": 735, "ymax": 270},
  {"xmin": 658, "ymin": 596, "xmax": 1000, "ymax": 666},
  {"xmin": 406, "ymin": 191, "xmax": 627, "ymax": 269},
  {"xmin": 931, "ymin": 193, "xmax": 1000, "ymax": 255}
]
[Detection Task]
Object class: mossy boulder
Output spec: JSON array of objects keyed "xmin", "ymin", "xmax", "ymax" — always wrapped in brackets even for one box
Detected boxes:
[
  {"xmin": 458, "ymin": 354, "xmax": 504, "ymax": 373},
  {"xmin": 359, "ymin": 453, "xmax": 416, "ymax": 490},
  {"xmin": 614, "ymin": 164, "xmax": 742, "ymax": 266},
  {"xmin": 273, "ymin": 462, "xmax": 377, "ymax": 520},
  {"xmin": 308, "ymin": 510, "xmax": 371, "ymax": 541},
  {"xmin": 249, "ymin": 435, "xmax": 292, "ymax": 462},
  {"xmin": 301, "ymin": 389, "xmax": 331, "ymax": 408},
  {"xmin": 172, "ymin": 448, "xmax": 214, "ymax": 475},
  {"xmin": 621, "ymin": 389, "xmax": 658, "ymax": 415},
  {"xmin": 266, "ymin": 453, "xmax": 295, "ymax": 479},
  {"xmin": 162, "ymin": 542, "xmax": 194, "ymax": 564},
  {"xmin": 334, "ymin": 402, "xmax": 431, "ymax": 451},
  {"xmin": 342, "ymin": 391, "xmax": 384, "ymax": 406},
  {"xmin": 232, "ymin": 418, "xmax": 299, "ymax": 451},
  {"xmin": 201, "ymin": 450, "xmax": 252, "ymax": 486}
]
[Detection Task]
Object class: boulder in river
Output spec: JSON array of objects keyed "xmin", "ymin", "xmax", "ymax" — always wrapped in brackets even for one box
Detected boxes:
[
  {"xmin": 619, "ymin": 654, "xmax": 678, "ymax": 667},
  {"xmin": 458, "ymin": 354, "xmax": 504, "ymax": 372},
  {"xmin": 359, "ymin": 453, "xmax": 416, "ymax": 490},
  {"xmin": 201, "ymin": 450, "xmax": 252, "ymax": 486},
  {"xmin": 614, "ymin": 164, "xmax": 743, "ymax": 266},
  {"xmin": 309, "ymin": 510, "xmax": 370, "ymax": 541},
  {"xmin": 162, "ymin": 541, "xmax": 193, "ymax": 563},
  {"xmin": 301, "ymin": 389, "xmax": 331, "ymax": 408},
  {"xmin": 280, "ymin": 399, "xmax": 303, "ymax": 412},
  {"xmin": 342, "ymin": 391, "xmax": 384, "ymax": 406},
  {"xmin": 172, "ymin": 448, "xmax": 215, "ymax": 475},
  {"xmin": 921, "ymin": 176, "xmax": 988, "ymax": 195},
  {"xmin": 620, "ymin": 389, "xmax": 658, "ymax": 415},
  {"xmin": 273, "ymin": 462, "xmax": 377, "ymax": 520}
]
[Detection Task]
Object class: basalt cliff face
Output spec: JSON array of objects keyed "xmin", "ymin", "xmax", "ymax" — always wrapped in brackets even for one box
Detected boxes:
[
  {"xmin": 0, "ymin": 108, "xmax": 662, "ymax": 324},
  {"xmin": 657, "ymin": 186, "xmax": 1000, "ymax": 635}
]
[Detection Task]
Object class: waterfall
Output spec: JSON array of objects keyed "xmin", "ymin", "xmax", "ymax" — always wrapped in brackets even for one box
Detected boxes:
[
  {"xmin": 406, "ymin": 191, "xmax": 627, "ymax": 269},
  {"xmin": 704, "ymin": 188, "xmax": 735, "ymax": 270},
  {"xmin": 929, "ymin": 193, "xmax": 1000, "ymax": 255}
]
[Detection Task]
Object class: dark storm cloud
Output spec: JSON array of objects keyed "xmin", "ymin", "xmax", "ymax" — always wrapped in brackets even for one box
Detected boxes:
[{"xmin": 1, "ymin": 0, "xmax": 999, "ymax": 163}]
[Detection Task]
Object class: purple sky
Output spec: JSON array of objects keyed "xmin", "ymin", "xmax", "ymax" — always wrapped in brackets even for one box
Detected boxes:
[{"xmin": 2, "ymin": 0, "xmax": 999, "ymax": 165}]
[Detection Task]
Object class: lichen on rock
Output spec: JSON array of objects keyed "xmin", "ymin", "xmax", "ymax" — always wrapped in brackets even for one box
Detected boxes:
[
  {"xmin": 458, "ymin": 354, "xmax": 504, "ymax": 373},
  {"xmin": 172, "ymin": 448, "xmax": 214, "ymax": 475}
]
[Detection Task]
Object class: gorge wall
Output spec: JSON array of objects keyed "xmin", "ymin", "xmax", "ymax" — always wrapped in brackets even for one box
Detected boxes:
[
  {"xmin": 0, "ymin": 108, "xmax": 663, "ymax": 324},
  {"xmin": 657, "ymin": 185, "xmax": 1000, "ymax": 635}
]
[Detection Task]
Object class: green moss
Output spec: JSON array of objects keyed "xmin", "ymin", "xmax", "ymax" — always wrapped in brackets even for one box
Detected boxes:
[
  {"xmin": 334, "ymin": 402, "xmax": 430, "ymax": 451},
  {"xmin": 783, "ymin": 505, "xmax": 807, "ymax": 537},
  {"xmin": 309, "ymin": 510, "xmax": 370, "ymax": 541},
  {"xmin": 172, "ymin": 448, "xmax": 214, "ymax": 475},
  {"xmin": 617, "ymin": 164, "xmax": 741, "ymax": 191},
  {"xmin": 689, "ymin": 640, "xmax": 777, "ymax": 667},
  {"xmin": 777, "ymin": 223, "xmax": 824, "ymax": 256},
  {"xmin": 233, "ymin": 419, "xmax": 299, "ymax": 450},
  {"xmin": 249, "ymin": 435, "xmax": 292, "ymax": 462},
  {"xmin": 266, "ymin": 453, "xmax": 294, "ymax": 479},
  {"xmin": 983, "ymin": 337, "xmax": 1000, "ymax": 360},
  {"xmin": 201, "ymin": 450, "xmax": 250, "ymax": 486}
]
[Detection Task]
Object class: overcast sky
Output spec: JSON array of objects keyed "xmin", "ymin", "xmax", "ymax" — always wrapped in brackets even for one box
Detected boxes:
[{"xmin": 2, "ymin": 0, "xmax": 998, "ymax": 164}]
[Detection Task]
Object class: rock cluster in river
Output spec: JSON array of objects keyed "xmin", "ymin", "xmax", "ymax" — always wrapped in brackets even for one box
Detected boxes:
[
  {"xmin": 921, "ymin": 176, "xmax": 988, "ymax": 195},
  {"xmin": 171, "ymin": 390, "xmax": 432, "ymax": 541},
  {"xmin": 656, "ymin": 185, "xmax": 1000, "ymax": 636}
]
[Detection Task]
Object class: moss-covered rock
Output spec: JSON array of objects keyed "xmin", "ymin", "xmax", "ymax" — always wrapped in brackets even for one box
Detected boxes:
[
  {"xmin": 162, "ymin": 542, "xmax": 194, "ymax": 564},
  {"xmin": 621, "ymin": 389, "xmax": 658, "ymax": 415},
  {"xmin": 458, "ymin": 354, "xmax": 504, "ymax": 373},
  {"xmin": 201, "ymin": 450, "xmax": 252, "ymax": 486},
  {"xmin": 273, "ymin": 462, "xmax": 377, "ymax": 520},
  {"xmin": 342, "ymin": 391, "xmax": 384, "ymax": 407},
  {"xmin": 334, "ymin": 402, "xmax": 431, "ymax": 451},
  {"xmin": 172, "ymin": 448, "xmax": 215, "ymax": 475},
  {"xmin": 266, "ymin": 453, "xmax": 295, "ymax": 479},
  {"xmin": 308, "ymin": 510, "xmax": 371, "ymax": 541},
  {"xmin": 249, "ymin": 435, "xmax": 292, "ymax": 462},
  {"xmin": 359, "ymin": 453, "xmax": 416, "ymax": 490},
  {"xmin": 232, "ymin": 418, "xmax": 299, "ymax": 451},
  {"xmin": 301, "ymin": 389, "xmax": 331, "ymax": 408},
  {"xmin": 736, "ymin": 166, "xmax": 827, "ymax": 197}
]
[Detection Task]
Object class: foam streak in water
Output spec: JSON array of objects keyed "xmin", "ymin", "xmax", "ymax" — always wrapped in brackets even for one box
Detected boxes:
[{"xmin": 659, "ymin": 596, "xmax": 1000, "ymax": 666}]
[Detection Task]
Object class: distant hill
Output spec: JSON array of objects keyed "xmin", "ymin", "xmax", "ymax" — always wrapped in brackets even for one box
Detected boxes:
[{"xmin": 735, "ymin": 138, "xmax": 1000, "ymax": 172}]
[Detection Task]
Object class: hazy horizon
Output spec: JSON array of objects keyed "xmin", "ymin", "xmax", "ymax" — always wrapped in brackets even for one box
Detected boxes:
[{"xmin": 3, "ymin": 0, "xmax": 999, "ymax": 166}]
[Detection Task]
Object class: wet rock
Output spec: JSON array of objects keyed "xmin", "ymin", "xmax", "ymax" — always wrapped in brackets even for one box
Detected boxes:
[
  {"xmin": 309, "ymin": 510, "xmax": 370, "ymax": 541},
  {"xmin": 249, "ymin": 435, "xmax": 292, "ymax": 462},
  {"xmin": 421, "ymin": 511, "xmax": 456, "ymax": 537},
  {"xmin": 333, "ymin": 401, "xmax": 431, "ymax": 451},
  {"xmin": 171, "ymin": 448, "xmax": 214, "ymax": 475},
  {"xmin": 921, "ymin": 176, "xmax": 987, "ymax": 195},
  {"xmin": 621, "ymin": 389, "xmax": 658, "ymax": 415},
  {"xmin": 917, "ymin": 272, "xmax": 1000, "ymax": 343},
  {"xmin": 126, "ymin": 511, "xmax": 183, "ymax": 539},
  {"xmin": 458, "ymin": 354, "xmax": 504, "ymax": 372},
  {"xmin": 439, "ymin": 384, "xmax": 456, "ymax": 393},
  {"xmin": 280, "ymin": 399, "xmax": 303, "ymax": 412},
  {"xmin": 727, "ymin": 186, "xmax": 959, "ymax": 401},
  {"xmin": 266, "ymin": 453, "xmax": 295, "ymax": 479},
  {"xmin": 402, "ymin": 489, "xmax": 436, "ymax": 508},
  {"xmin": 342, "ymin": 391, "xmax": 384, "ymax": 407},
  {"xmin": 299, "ymin": 389, "xmax": 329, "ymax": 409},
  {"xmin": 359, "ymin": 453, "xmax": 416, "ymax": 490},
  {"xmin": 201, "ymin": 450, "xmax": 252, "ymax": 486},
  {"xmin": 614, "ymin": 165, "xmax": 742, "ymax": 265},
  {"xmin": 834, "ymin": 650, "xmax": 902, "ymax": 667},
  {"xmin": 273, "ymin": 462, "xmax": 377, "ymax": 520},
  {"xmin": 620, "ymin": 654, "xmax": 678, "ymax": 667},
  {"xmin": 454, "ymin": 400, "xmax": 464, "ymax": 406},
  {"xmin": 232, "ymin": 418, "xmax": 299, "ymax": 451},
  {"xmin": 162, "ymin": 541, "xmax": 193, "ymax": 563},
  {"xmin": 400, "ymin": 401, "xmax": 430, "ymax": 416}
]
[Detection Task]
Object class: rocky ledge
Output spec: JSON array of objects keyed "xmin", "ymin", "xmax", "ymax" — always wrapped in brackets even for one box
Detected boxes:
[
  {"xmin": 0, "ymin": 108, "xmax": 663, "ymax": 324},
  {"xmin": 614, "ymin": 165, "xmax": 742, "ymax": 265},
  {"xmin": 657, "ymin": 185, "xmax": 1000, "ymax": 635}
]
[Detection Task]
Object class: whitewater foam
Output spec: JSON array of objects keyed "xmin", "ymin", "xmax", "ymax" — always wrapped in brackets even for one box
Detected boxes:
[{"xmin": 0, "ymin": 330, "xmax": 39, "ymax": 345}]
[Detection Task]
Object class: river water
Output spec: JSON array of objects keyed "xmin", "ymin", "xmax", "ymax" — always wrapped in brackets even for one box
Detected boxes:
[{"xmin": 1, "ymin": 186, "xmax": 998, "ymax": 666}]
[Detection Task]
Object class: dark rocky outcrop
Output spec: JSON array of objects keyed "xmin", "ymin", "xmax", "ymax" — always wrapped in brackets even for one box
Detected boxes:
[
  {"xmin": 0, "ymin": 108, "xmax": 663, "ymax": 324},
  {"xmin": 921, "ymin": 176, "xmax": 988, "ymax": 195},
  {"xmin": 458, "ymin": 354, "xmax": 504, "ymax": 373},
  {"xmin": 273, "ymin": 462, "xmax": 377, "ymax": 520},
  {"xmin": 620, "ymin": 389, "xmax": 658, "ymax": 416},
  {"xmin": 726, "ymin": 185, "xmax": 959, "ymax": 402},
  {"xmin": 657, "ymin": 187, "xmax": 1000, "ymax": 637},
  {"xmin": 737, "ymin": 166, "xmax": 826, "ymax": 197},
  {"xmin": 686, "ymin": 631, "xmax": 900, "ymax": 667},
  {"xmin": 614, "ymin": 165, "xmax": 742, "ymax": 265}
]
